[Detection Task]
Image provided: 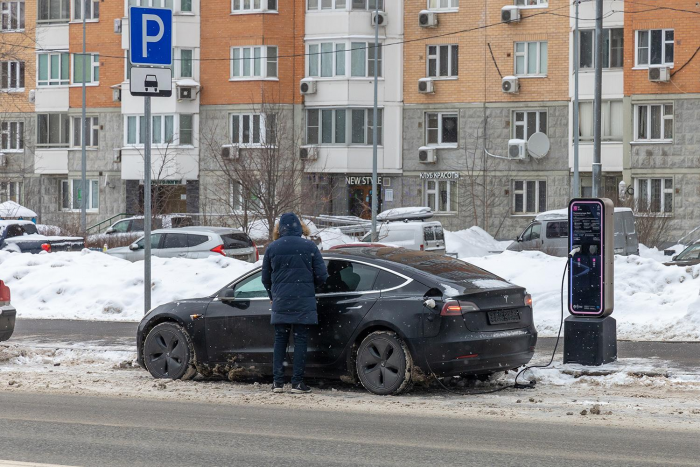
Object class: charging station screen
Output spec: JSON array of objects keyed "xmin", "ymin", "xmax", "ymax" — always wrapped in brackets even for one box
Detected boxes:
[{"xmin": 570, "ymin": 201, "xmax": 603, "ymax": 314}]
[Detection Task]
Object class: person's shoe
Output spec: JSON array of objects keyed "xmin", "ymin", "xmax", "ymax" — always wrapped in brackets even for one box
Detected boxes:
[
  {"xmin": 291, "ymin": 382, "xmax": 312, "ymax": 394},
  {"xmin": 272, "ymin": 382, "xmax": 285, "ymax": 393}
]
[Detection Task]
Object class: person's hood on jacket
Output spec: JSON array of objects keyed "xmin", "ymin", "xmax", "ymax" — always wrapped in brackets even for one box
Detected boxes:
[{"xmin": 273, "ymin": 213, "xmax": 311, "ymax": 240}]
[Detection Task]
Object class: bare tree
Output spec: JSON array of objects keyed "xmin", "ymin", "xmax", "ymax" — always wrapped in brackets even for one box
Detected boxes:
[{"xmin": 620, "ymin": 195, "xmax": 672, "ymax": 248}]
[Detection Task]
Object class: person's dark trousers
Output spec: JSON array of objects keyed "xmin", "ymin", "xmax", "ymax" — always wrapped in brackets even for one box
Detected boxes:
[{"xmin": 273, "ymin": 324, "xmax": 310, "ymax": 385}]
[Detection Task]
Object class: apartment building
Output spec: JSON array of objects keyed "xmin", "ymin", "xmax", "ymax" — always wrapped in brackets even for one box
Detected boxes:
[
  {"xmin": 401, "ymin": 0, "xmax": 570, "ymax": 239},
  {"xmin": 301, "ymin": 0, "xmax": 404, "ymax": 219}
]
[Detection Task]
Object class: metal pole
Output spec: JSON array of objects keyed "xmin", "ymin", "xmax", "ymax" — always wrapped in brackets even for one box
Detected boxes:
[
  {"xmin": 573, "ymin": 0, "xmax": 580, "ymax": 199},
  {"xmin": 370, "ymin": 1, "xmax": 379, "ymax": 242},
  {"xmin": 80, "ymin": 0, "xmax": 87, "ymax": 232},
  {"xmin": 592, "ymin": 0, "xmax": 603, "ymax": 197},
  {"xmin": 144, "ymin": 96, "xmax": 152, "ymax": 313}
]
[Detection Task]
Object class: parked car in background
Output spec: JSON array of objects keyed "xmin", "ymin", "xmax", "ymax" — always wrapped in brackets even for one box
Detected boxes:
[
  {"xmin": 664, "ymin": 242, "xmax": 700, "ymax": 267},
  {"xmin": 360, "ymin": 221, "xmax": 446, "ymax": 254},
  {"xmin": 330, "ymin": 243, "xmax": 396, "ymax": 250},
  {"xmin": 506, "ymin": 207, "xmax": 639, "ymax": 257},
  {"xmin": 136, "ymin": 247, "xmax": 536, "ymax": 395},
  {"xmin": 106, "ymin": 227, "xmax": 258, "ymax": 263},
  {"xmin": 0, "ymin": 280, "xmax": 15, "ymax": 342},
  {"xmin": 0, "ymin": 220, "xmax": 84, "ymax": 254},
  {"xmin": 104, "ymin": 215, "xmax": 193, "ymax": 235}
]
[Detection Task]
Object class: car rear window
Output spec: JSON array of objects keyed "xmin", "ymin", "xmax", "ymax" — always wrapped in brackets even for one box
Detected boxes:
[
  {"xmin": 423, "ymin": 226, "xmax": 435, "ymax": 241},
  {"xmin": 188, "ymin": 234, "xmax": 209, "ymax": 248},
  {"xmin": 373, "ymin": 269, "xmax": 406, "ymax": 290},
  {"xmin": 546, "ymin": 221, "xmax": 567, "ymax": 239},
  {"xmin": 434, "ymin": 226, "xmax": 445, "ymax": 241},
  {"xmin": 364, "ymin": 248, "xmax": 495, "ymax": 281},
  {"xmin": 222, "ymin": 233, "xmax": 254, "ymax": 249}
]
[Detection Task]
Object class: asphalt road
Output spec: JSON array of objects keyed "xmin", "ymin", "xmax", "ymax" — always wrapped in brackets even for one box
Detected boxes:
[
  {"xmin": 0, "ymin": 392, "xmax": 699, "ymax": 467},
  {"xmin": 11, "ymin": 319, "xmax": 700, "ymax": 370}
]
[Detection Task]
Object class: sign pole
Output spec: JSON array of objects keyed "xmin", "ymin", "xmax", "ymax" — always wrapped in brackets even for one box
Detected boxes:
[
  {"xmin": 370, "ymin": 1, "xmax": 379, "ymax": 242},
  {"xmin": 144, "ymin": 95, "xmax": 152, "ymax": 312},
  {"xmin": 80, "ymin": 6, "xmax": 87, "ymax": 232}
]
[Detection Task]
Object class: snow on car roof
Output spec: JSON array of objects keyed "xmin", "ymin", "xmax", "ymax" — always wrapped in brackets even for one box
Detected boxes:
[
  {"xmin": 535, "ymin": 206, "xmax": 634, "ymax": 221},
  {"xmin": 377, "ymin": 206, "xmax": 434, "ymax": 221},
  {"xmin": 0, "ymin": 220, "xmax": 35, "ymax": 226}
]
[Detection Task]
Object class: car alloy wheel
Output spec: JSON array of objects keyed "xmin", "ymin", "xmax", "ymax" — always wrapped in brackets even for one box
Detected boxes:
[
  {"xmin": 356, "ymin": 331, "xmax": 412, "ymax": 395},
  {"xmin": 143, "ymin": 322, "xmax": 196, "ymax": 380}
]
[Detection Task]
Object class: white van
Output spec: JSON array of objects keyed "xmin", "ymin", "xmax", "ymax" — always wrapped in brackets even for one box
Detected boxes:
[{"xmin": 360, "ymin": 221, "xmax": 446, "ymax": 254}]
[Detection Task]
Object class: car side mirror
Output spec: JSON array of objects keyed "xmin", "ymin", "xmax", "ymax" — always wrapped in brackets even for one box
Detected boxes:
[
  {"xmin": 221, "ymin": 288, "xmax": 237, "ymax": 299},
  {"xmin": 517, "ymin": 236, "xmax": 522, "ymax": 242},
  {"xmin": 129, "ymin": 243, "xmax": 139, "ymax": 251},
  {"xmin": 672, "ymin": 255, "xmax": 678, "ymax": 261},
  {"xmin": 105, "ymin": 227, "xmax": 115, "ymax": 234}
]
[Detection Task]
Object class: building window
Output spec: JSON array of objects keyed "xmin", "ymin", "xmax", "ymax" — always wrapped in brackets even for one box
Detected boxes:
[
  {"xmin": 578, "ymin": 101, "xmax": 622, "ymax": 142},
  {"xmin": 515, "ymin": 0, "xmax": 547, "ymax": 6},
  {"xmin": 307, "ymin": 0, "xmax": 346, "ymax": 10},
  {"xmin": 230, "ymin": 113, "xmax": 276, "ymax": 146},
  {"xmin": 427, "ymin": 45, "xmax": 458, "ymax": 78},
  {"xmin": 71, "ymin": 116, "xmax": 98, "ymax": 148},
  {"xmin": 425, "ymin": 180, "xmax": 457, "ymax": 213},
  {"xmin": 306, "ymin": 108, "xmax": 382, "ymax": 146},
  {"xmin": 0, "ymin": 60, "xmax": 24, "ymax": 90},
  {"xmin": 73, "ymin": 0, "xmax": 98, "ymax": 20},
  {"xmin": 514, "ymin": 41, "xmax": 548, "ymax": 76},
  {"xmin": 125, "ymin": 114, "xmax": 192, "ymax": 146},
  {"xmin": 425, "ymin": 112, "xmax": 458, "ymax": 146},
  {"xmin": 38, "ymin": 52, "xmax": 69, "ymax": 86},
  {"xmin": 232, "ymin": 0, "xmax": 277, "ymax": 13},
  {"xmin": 1, "ymin": 121, "xmax": 23, "ymax": 150},
  {"xmin": 0, "ymin": 181, "xmax": 22, "ymax": 204},
  {"xmin": 178, "ymin": 49, "xmax": 193, "ymax": 78},
  {"xmin": 309, "ymin": 42, "xmax": 382, "ymax": 78},
  {"xmin": 636, "ymin": 29, "xmax": 674, "ymax": 67},
  {"xmin": 427, "ymin": 0, "xmax": 458, "ymax": 11},
  {"xmin": 635, "ymin": 178, "xmax": 673, "ymax": 214},
  {"xmin": 180, "ymin": 114, "xmax": 193, "ymax": 145},
  {"xmin": 513, "ymin": 180, "xmax": 546, "ymax": 214},
  {"xmin": 1, "ymin": 1, "xmax": 25, "ymax": 31},
  {"xmin": 128, "ymin": 0, "xmax": 174, "ymax": 7},
  {"xmin": 37, "ymin": 114, "xmax": 70, "ymax": 148},
  {"xmin": 579, "ymin": 28, "xmax": 623, "ymax": 69},
  {"xmin": 73, "ymin": 53, "xmax": 99, "ymax": 84},
  {"xmin": 180, "ymin": 0, "xmax": 192, "ymax": 12},
  {"xmin": 231, "ymin": 46, "xmax": 278, "ymax": 79},
  {"xmin": 512, "ymin": 110, "xmax": 546, "ymax": 140},
  {"xmin": 38, "ymin": 0, "xmax": 69, "ymax": 22},
  {"xmin": 635, "ymin": 104, "xmax": 673, "ymax": 142},
  {"xmin": 61, "ymin": 179, "xmax": 99, "ymax": 211},
  {"xmin": 351, "ymin": 0, "xmax": 383, "ymax": 9}
]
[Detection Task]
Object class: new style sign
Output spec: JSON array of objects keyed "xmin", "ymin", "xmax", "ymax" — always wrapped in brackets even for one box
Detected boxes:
[{"xmin": 129, "ymin": 7, "xmax": 173, "ymax": 67}]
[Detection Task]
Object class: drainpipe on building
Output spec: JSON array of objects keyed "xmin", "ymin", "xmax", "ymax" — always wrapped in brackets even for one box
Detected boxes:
[
  {"xmin": 80, "ymin": 2, "xmax": 87, "ymax": 232},
  {"xmin": 592, "ymin": 0, "xmax": 603, "ymax": 197}
]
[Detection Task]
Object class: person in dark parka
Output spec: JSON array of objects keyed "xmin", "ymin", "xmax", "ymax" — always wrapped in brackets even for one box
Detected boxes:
[{"xmin": 262, "ymin": 213, "xmax": 328, "ymax": 394}]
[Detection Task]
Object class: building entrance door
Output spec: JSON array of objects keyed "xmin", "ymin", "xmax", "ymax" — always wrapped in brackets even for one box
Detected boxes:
[{"xmin": 349, "ymin": 185, "xmax": 381, "ymax": 219}]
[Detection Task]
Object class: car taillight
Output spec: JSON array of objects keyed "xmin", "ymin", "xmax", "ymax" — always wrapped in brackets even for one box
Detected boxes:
[
  {"xmin": 440, "ymin": 300, "xmax": 479, "ymax": 316},
  {"xmin": 210, "ymin": 244, "xmax": 226, "ymax": 256},
  {"xmin": 41, "ymin": 243, "xmax": 51, "ymax": 253},
  {"xmin": 253, "ymin": 241, "xmax": 259, "ymax": 261},
  {"xmin": 420, "ymin": 244, "xmax": 424, "ymax": 251},
  {"xmin": 0, "ymin": 281, "xmax": 10, "ymax": 303},
  {"xmin": 524, "ymin": 293, "xmax": 533, "ymax": 308}
]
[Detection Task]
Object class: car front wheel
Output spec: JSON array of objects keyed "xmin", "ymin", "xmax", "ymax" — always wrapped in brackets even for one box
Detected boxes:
[
  {"xmin": 356, "ymin": 331, "xmax": 412, "ymax": 395},
  {"xmin": 143, "ymin": 322, "xmax": 196, "ymax": 380}
]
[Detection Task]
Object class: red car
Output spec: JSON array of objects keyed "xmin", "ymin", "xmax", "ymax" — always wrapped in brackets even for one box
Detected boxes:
[{"xmin": 0, "ymin": 280, "xmax": 15, "ymax": 342}]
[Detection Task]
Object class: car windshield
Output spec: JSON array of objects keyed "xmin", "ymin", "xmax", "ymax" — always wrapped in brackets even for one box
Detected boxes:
[
  {"xmin": 677, "ymin": 244, "xmax": 700, "ymax": 261},
  {"xmin": 3, "ymin": 223, "xmax": 38, "ymax": 238}
]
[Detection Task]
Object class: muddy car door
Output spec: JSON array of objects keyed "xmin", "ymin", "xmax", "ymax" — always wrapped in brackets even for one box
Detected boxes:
[
  {"xmin": 204, "ymin": 271, "xmax": 275, "ymax": 366},
  {"xmin": 309, "ymin": 260, "xmax": 380, "ymax": 366}
]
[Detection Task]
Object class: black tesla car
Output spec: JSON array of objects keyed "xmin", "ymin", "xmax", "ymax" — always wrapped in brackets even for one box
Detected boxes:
[{"xmin": 137, "ymin": 247, "xmax": 537, "ymax": 395}]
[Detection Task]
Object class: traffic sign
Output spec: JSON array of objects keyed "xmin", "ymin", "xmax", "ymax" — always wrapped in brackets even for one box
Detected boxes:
[
  {"xmin": 130, "ymin": 67, "xmax": 172, "ymax": 97},
  {"xmin": 129, "ymin": 6, "xmax": 172, "ymax": 67}
]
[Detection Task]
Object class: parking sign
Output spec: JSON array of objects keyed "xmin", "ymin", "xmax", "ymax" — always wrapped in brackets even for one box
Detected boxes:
[{"xmin": 129, "ymin": 6, "xmax": 172, "ymax": 67}]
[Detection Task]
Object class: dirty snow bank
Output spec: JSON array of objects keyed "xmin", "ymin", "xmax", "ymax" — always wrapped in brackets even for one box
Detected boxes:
[
  {"xmin": 445, "ymin": 226, "xmax": 513, "ymax": 258},
  {"xmin": 465, "ymin": 251, "xmax": 700, "ymax": 341},
  {"xmin": 0, "ymin": 250, "xmax": 256, "ymax": 321}
]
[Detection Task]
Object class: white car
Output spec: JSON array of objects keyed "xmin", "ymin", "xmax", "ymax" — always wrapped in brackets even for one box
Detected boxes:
[
  {"xmin": 106, "ymin": 227, "xmax": 258, "ymax": 262},
  {"xmin": 360, "ymin": 221, "xmax": 446, "ymax": 254}
]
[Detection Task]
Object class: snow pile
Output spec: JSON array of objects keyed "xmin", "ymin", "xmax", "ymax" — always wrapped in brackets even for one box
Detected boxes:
[
  {"xmin": 466, "ymin": 251, "xmax": 700, "ymax": 341},
  {"xmin": 445, "ymin": 226, "xmax": 513, "ymax": 258},
  {"xmin": 0, "ymin": 250, "xmax": 256, "ymax": 321}
]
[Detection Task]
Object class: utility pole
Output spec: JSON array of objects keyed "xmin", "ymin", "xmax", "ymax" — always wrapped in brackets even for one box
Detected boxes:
[
  {"xmin": 80, "ymin": 0, "xmax": 87, "ymax": 232},
  {"xmin": 592, "ymin": 0, "xmax": 603, "ymax": 197},
  {"xmin": 370, "ymin": 1, "xmax": 379, "ymax": 241},
  {"xmin": 573, "ymin": 0, "xmax": 580, "ymax": 199}
]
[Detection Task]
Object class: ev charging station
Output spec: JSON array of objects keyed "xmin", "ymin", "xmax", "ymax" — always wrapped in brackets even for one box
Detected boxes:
[{"xmin": 563, "ymin": 198, "xmax": 618, "ymax": 365}]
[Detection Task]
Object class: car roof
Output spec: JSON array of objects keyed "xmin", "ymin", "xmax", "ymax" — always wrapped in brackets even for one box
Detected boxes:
[
  {"xmin": 382, "ymin": 221, "xmax": 442, "ymax": 229},
  {"xmin": 0, "ymin": 220, "xmax": 34, "ymax": 226},
  {"xmin": 178, "ymin": 226, "xmax": 246, "ymax": 235}
]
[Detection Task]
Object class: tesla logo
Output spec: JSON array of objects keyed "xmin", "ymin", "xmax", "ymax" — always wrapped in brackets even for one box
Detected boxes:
[{"xmin": 504, "ymin": 295, "xmax": 510, "ymax": 303}]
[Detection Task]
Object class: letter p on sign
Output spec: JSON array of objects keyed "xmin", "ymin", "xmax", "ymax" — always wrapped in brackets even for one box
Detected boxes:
[{"xmin": 129, "ymin": 6, "xmax": 172, "ymax": 67}]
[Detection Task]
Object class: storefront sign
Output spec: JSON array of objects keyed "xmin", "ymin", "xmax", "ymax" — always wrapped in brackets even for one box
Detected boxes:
[
  {"xmin": 346, "ymin": 176, "xmax": 383, "ymax": 185},
  {"xmin": 419, "ymin": 172, "xmax": 460, "ymax": 180}
]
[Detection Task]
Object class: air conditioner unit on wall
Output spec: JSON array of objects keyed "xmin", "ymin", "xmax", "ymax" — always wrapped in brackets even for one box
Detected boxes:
[
  {"xmin": 502, "ymin": 76, "xmax": 519, "ymax": 94},
  {"xmin": 300, "ymin": 147, "xmax": 318, "ymax": 161},
  {"xmin": 221, "ymin": 145, "xmax": 240, "ymax": 160},
  {"xmin": 178, "ymin": 86, "xmax": 196, "ymax": 100},
  {"xmin": 508, "ymin": 139, "xmax": 527, "ymax": 160},
  {"xmin": 418, "ymin": 78, "xmax": 434, "ymax": 94},
  {"xmin": 112, "ymin": 88, "xmax": 121, "ymax": 102},
  {"xmin": 300, "ymin": 78, "xmax": 316, "ymax": 95},
  {"xmin": 418, "ymin": 147, "xmax": 437, "ymax": 163},
  {"xmin": 28, "ymin": 89, "xmax": 35, "ymax": 103},
  {"xmin": 113, "ymin": 149, "xmax": 121, "ymax": 163},
  {"xmin": 372, "ymin": 11, "xmax": 387, "ymax": 27},
  {"xmin": 114, "ymin": 19, "xmax": 122, "ymax": 34},
  {"xmin": 418, "ymin": 11, "xmax": 438, "ymax": 28},
  {"xmin": 648, "ymin": 66, "xmax": 670, "ymax": 82},
  {"xmin": 501, "ymin": 6, "xmax": 521, "ymax": 23}
]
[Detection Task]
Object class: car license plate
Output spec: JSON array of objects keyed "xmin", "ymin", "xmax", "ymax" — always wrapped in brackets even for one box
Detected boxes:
[{"xmin": 488, "ymin": 309, "xmax": 521, "ymax": 325}]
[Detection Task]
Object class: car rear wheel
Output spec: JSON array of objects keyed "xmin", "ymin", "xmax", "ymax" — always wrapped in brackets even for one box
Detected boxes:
[
  {"xmin": 143, "ymin": 322, "xmax": 196, "ymax": 380},
  {"xmin": 356, "ymin": 331, "xmax": 412, "ymax": 395}
]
